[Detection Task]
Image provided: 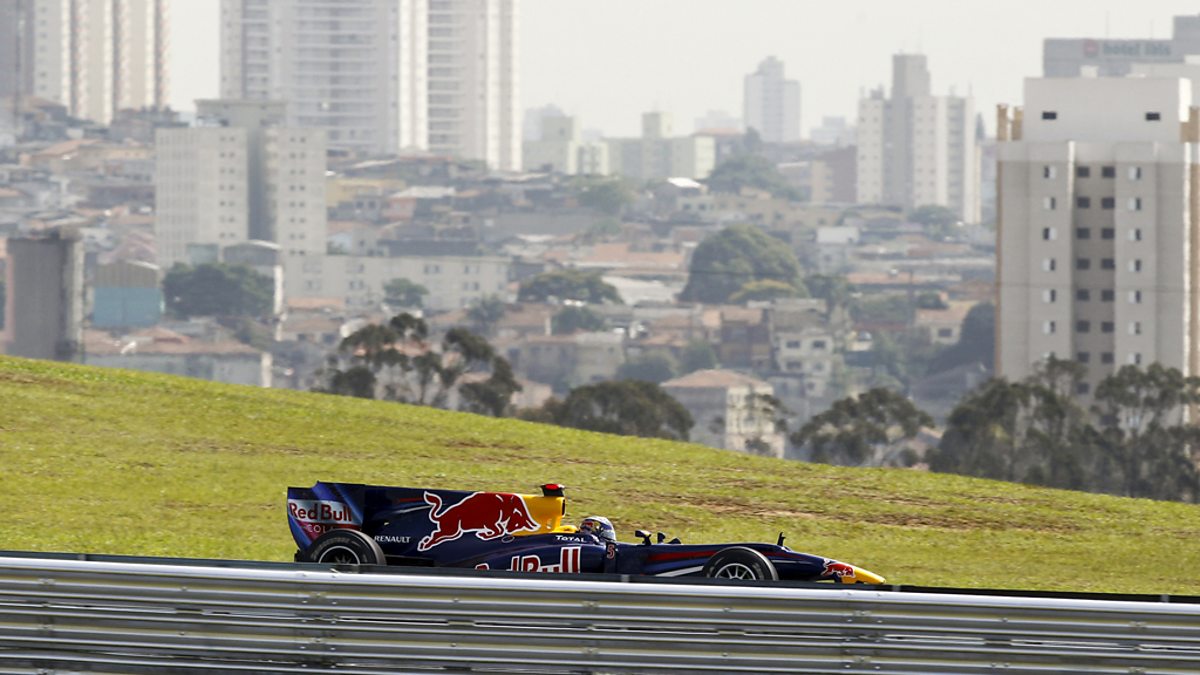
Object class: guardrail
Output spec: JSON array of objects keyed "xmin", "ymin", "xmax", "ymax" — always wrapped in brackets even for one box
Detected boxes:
[{"xmin": 0, "ymin": 553, "xmax": 1198, "ymax": 673}]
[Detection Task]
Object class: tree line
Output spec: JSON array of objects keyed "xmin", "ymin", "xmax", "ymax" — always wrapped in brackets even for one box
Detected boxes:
[
  {"xmin": 315, "ymin": 312, "xmax": 696, "ymax": 441},
  {"xmin": 167, "ymin": 255, "xmax": 1199, "ymax": 503},
  {"xmin": 796, "ymin": 358, "xmax": 1200, "ymax": 503},
  {"xmin": 931, "ymin": 359, "xmax": 1200, "ymax": 502}
]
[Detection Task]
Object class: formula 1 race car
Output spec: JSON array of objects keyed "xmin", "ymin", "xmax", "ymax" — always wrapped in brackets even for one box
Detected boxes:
[{"xmin": 287, "ymin": 482, "xmax": 886, "ymax": 584}]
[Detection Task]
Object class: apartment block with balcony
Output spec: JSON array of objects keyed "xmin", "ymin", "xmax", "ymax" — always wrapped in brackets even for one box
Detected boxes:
[
  {"xmin": 155, "ymin": 100, "xmax": 327, "ymax": 268},
  {"xmin": 426, "ymin": 0, "xmax": 520, "ymax": 170},
  {"xmin": 220, "ymin": 0, "xmax": 426, "ymax": 155},
  {"xmin": 282, "ymin": 252, "xmax": 510, "ymax": 311},
  {"xmin": 605, "ymin": 112, "xmax": 715, "ymax": 181},
  {"xmin": 997, "ymin": 75, "xmax": 1200, "ymax": 395},
  {"xmin": 8, "ymin": 0, "xmax": 169, "ymax": 125},
  {"xmin": 743, "ymin": 56, "xmax": 800, "ymax": 143},
  {"xmin": 856, "ymin": 54, "xmax": 980, "ymax": 223}
]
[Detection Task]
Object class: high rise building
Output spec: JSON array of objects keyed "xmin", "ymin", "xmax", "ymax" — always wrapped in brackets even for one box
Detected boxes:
[
  {"xmin": 522, "ymin": 114, "xmax": 608, "ymax": 175},
  {"xmin": 6, "ymin": 0, "xmax": 169, "ymax": 125},
  {"xmin": 605, "ymin": 112, "xmax": 715, "ymax": 181},
  {"xmin": 810, "ymin": 146, "xmax": 857, "ymax": 204},
  {"xmin": 0, "ymin": 2, "xmax": 20, "ymax": 142},
  {"xmin": 743, "ymin": 56, "xmax": 800, "ymax": 143},
  {"xmin": 220, "ymin": 0, "xmax": 519, "ymax": 167},
  {"xmin": 121, "ymin": 0, "xmax": 170, "ymax": 112},
  {"xmin": 0, "ymin": 3, "xmax": 20, "ymax": 103},
  {"xmin": 220, "ymin": 0, "xmax": 425, "ymax": 155},
  {"xmin": 996, "ymin": 75, "xmax": 1200, "ymax": 393},
  {"xmin": 155, "ymin": 100, "xmax": 326, "ymax": 269},
  {"xmin": 4, "ymin": 230, "xmax": 84, "ymax": 361},
  {"xmin": 856, "ymin": 54, "xmax": 980, "ymax": 223},
  {"xmin": 426, "ymin": 0, "xmax": 520, "ymax": 170},
  {"xmin": 522, "ymin": 103, "xmax": 565, "ymax": 142}
]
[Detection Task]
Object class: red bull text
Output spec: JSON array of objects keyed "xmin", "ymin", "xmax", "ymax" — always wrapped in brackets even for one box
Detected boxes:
[
  {"xmin": 509, "ymin": 546, "xmax": 582, "ymax": 574},
  {"xmin": 288, "ymin": 499, "xmax": 359, "ymax": 539}
]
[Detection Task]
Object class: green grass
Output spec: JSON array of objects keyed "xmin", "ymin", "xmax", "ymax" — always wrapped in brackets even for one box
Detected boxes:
[{"xmin": 2, "ymin": 355, "xmax": 1199, "ymax": 594}]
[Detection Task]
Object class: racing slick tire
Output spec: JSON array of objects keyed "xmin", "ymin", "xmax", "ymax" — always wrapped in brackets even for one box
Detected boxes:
[
  {"xmin": 702, "ymin": 547, "xmax": 779, "ymax": 582},
  {"xmin": 301, "ymin": 529, "xmax": 387, "ymax": 566}
]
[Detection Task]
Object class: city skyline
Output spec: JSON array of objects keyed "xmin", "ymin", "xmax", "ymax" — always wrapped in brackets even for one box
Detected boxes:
[{"xmin": 171, "ymin": 0, "xmax": 1200, "ymax": 137}]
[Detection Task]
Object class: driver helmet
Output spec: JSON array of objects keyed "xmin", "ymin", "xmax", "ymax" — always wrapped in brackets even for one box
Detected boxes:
[{"xmin": 578, "ymin": 515, "xmax": 616, "ymax": 543}]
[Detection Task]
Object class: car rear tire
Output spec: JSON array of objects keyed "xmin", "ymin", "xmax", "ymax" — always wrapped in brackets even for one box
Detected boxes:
[
  {"xmin": 301, "ymin": 529, "xmax": 386, "ymax": 566},
  {"xmin": 702, "ymin": 547, "xmax": 778, "ymax": 581}
]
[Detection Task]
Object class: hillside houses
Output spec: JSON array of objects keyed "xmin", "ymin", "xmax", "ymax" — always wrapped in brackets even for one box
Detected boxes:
[{"xmin": 1, "ymin": 119, "xmax": 994, "ymax": 464}]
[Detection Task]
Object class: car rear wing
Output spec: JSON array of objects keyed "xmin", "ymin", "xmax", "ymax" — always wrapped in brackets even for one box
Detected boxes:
[{"xmin": 287, "ymin": 482, "xmax": 571, "ymax": 551}]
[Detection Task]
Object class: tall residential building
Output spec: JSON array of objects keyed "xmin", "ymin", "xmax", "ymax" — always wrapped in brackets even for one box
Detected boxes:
[
  {"xmin": 220, "ymin": 0, "xmax": 427, "ymax": 154},
  {"xmin": 426, "ymin": 0, "xmax": 520, "ymax": 170},
  {"xmin": 522, "ymin": 103, "xmax": 565, "ymax": 142},
  {"xmin": 3, "ymin": 231, "xmax": 84, "ymax": 361},
  {"xmin": 220, "ymin": 0, "xmax": 519, "ymax": 168},
  {"xmin": 155, "ymin": 100, "xmax": 326, "ymax": 269},
  {"xmin": 605, "ymin": 112, "xmax": 715, "ymax": 181},
  {"xmin": 122, "ymin": 0, "xmax": 170, "ymax": 112},
  {"xmin": 743, "ymin": 56, "xmax": 800, "ymax": 143},
  {"xmin": 996, "ymin": 75, "xmax": 1200, "ymax": 394},
  {"xmin": 810, "ymin": 146, "xmax": 857, "ymax": 204},
  {"xmin": 522, "ymin": 114, "xmax": 608, "ymax": 175},
  {"xmin": 856, "ymin": 54, "xmax": 980, "ymax": 223},
  {"xmin": 0, "ymin": 2, "xmax": 19, "ymax": 142},
  {"xmin": 220, "ymin": 0, "xmax": 426, "ymax": 155},
  {"xmin": 0, "ymin": 3, "xmax": 20, "ymax": 103},
  {"xmin": 7, "ymin": 0, "xmax": 168, "ymax": 125},
  {"xmin": 1044, "ymin": 15, "xmax": 1200, "ymax": 77}
]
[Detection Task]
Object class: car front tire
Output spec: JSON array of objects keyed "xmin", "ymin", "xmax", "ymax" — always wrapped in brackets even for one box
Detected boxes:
[
  {"xmin": 702, "ymin": 547, "xmax": 779, "ymax": 581},
  {"xmin": 301, "ymin": 529, "xmax": 387, "ymax": 566}
]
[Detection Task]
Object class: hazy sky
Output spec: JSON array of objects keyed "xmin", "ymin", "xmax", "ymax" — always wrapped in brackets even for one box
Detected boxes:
[{"xmin": 170, "ymin": 0, "xmax": 1200, "ymax": 137}]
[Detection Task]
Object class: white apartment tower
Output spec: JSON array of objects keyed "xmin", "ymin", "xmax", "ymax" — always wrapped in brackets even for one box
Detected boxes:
[
  {"xmin": 856, "ymin": 54, "xmax": 980, "ymax": 223},
  {"xmin": 220, "ymin": 0, "xmax": 427, "ymax": 155},
  {"xmin": 6, "ymin": 0, "xmax": 169, "ymax": 125},
  {"xmin": 743, "ymin": 56, "xmax": 800, "ymax": 143},
  {"xmin": 155, "ymin": 100, "xmax": 326, "ymax": 269},
  {"xmin": 997, "ymin": 76, "xmax": 1200, "ymax": 393},
  {"xmin": 220, "ymin": 0, "xmax": 519, "ymax": 167},
  {"xmin": 426, "ymin": 0, "xmax": 520, "ymax": 170},
  {"xmin": 121, "ymin": 0, "xmax": 169, "ymax": 112},
  {"xmin": 0, "ymin": 10, "xmax": 18, "ymax": 142}
]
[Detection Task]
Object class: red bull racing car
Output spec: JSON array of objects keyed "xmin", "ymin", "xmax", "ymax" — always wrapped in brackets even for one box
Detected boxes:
[{"xmin": 287, "ymin": 482, "xmax": 886, "ymax": 584}]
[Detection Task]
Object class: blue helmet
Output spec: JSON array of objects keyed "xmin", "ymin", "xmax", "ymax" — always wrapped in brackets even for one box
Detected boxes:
[{"xmin": 579, "ymin": 515, "xmax": 616, "ymax": 543}]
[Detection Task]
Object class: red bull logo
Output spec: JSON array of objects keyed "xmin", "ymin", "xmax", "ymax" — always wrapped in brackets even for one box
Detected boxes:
[
  {"xmin": 418, "ymin": 491, "xmax": 541, "ymax": 551},
  {"xmin": 823, "ymin": 560, "xmax": 856, "ymax": 580}
]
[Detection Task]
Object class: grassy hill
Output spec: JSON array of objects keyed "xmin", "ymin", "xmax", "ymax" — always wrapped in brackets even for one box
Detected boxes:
[{"xmin": 2, "ymin": 354, "xmax": 1199, "ymax": 594}]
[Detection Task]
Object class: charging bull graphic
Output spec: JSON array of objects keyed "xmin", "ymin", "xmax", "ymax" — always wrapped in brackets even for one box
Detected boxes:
[
  {"xmin": 418, "ymin": 491, "xmax": 541, "ymax": 551},
  {"xmin": 823, "ymin": 560, "xmax": 856, "ymax": 580}
]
